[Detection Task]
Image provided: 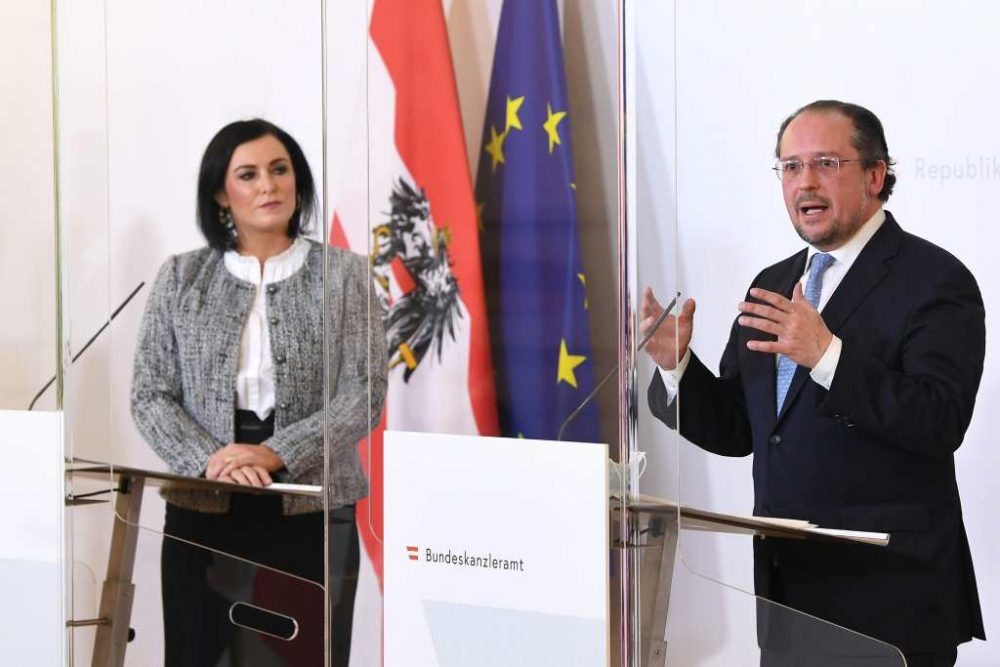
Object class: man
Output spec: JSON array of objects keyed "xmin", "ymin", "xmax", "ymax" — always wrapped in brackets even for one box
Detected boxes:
[{"xmin": 643, "ymin": 100, "xmax": 985, "ymax": 666}]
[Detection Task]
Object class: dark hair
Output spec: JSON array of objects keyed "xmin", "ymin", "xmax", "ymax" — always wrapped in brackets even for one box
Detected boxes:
[
  {"xmin": 196, "ymin": 118, "xmax": 316, "ymax": 250},
  {"xmin": 775, "ymin": 100, "xmax": 897, "ymax": 202}
]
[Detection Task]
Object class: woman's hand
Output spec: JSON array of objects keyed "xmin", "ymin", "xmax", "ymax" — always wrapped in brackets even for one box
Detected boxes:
[
  {"xmin": 217, "ymin": 464, "xmax": 273, "ymax": 487},
  {"xmin": 206, "ymin": 443, "xmax": 284, "ymax": 483}
]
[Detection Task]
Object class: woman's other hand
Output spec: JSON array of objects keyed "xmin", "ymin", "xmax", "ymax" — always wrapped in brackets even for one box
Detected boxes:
[
  {"xmin": 206, "ymin": 443, "xmax": 284, "ymax": 482},
  {"xmin": 217, "ymin": 464, "xmax": 273, "ymax": 487}
]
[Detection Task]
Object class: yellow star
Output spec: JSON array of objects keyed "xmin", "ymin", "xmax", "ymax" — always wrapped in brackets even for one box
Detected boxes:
[
  {"xmin": 484, "ymin": 124, "xmax": 507, "ymax": 173},
  {"xmin": 543, "ymin": 103, "xmax": 567, "ymax": 154},
  {"xmin": 505, "ymin": 95, "xmax": 525, "ymax": 132},
  {"xmin": 577, "ymin": 272, "xmax": 589, "ymax": 310},
  {"xmin": 557, "ymin": 338, "xmax": 587, "ymax": 389},
  {"xmin": 475, "ymin": 201, "xmax": 486, "ymax": 232}
]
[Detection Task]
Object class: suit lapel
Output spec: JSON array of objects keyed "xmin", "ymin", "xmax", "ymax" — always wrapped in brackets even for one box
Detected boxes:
[
  {"xmin": 776, "ymin": 212, "xmax": 903, "ymax": 422},
  {"xmin": 820, "ymin": 212, "xmax": 901, "ymax": 334}
]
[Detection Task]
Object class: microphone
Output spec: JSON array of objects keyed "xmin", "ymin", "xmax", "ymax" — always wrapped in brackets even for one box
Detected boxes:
[
  {"xmin": 28, "ymin": 281, "xmax": 146, "ymax": 410},
  {"xmin": 556, "ymin": 291, "xmax": 681, "ymax": 441}
]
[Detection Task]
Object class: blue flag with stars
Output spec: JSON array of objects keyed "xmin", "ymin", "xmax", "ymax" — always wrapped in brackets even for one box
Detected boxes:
[{"xmin": 475, "ymin": 0, "xmax": 600, "ymax": 443}]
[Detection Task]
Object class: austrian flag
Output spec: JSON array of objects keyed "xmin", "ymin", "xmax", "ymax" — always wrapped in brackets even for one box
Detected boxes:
[{"xmin": 329, "ymin": 0, "xmax": 499, "ymax": 663}]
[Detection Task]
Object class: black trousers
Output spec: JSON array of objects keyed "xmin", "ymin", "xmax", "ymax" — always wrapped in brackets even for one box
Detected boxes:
[
  {"xmin": 161, "ymin": 411, "xmax": 360, "ymax": 666},
  {"xmin": 759, "ymin": 559, "xmax": 958, "ymax": 667},
  {"xmin": 761, "ymin": 645, "xmax": 956, "ymax": 666}
]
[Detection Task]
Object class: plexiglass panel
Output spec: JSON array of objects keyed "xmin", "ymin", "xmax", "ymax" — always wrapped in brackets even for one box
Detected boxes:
[
  {"xmin": 632, "ymin": 0, "xmax": 908, "ymax": 664},
  {"xmin": 134, "ymin": 526, "xmax": 327, "ymax": 664},
  {"xmin": 357, "ymin": 1, "xmax": 621, "ymax": 664},
  {"xmin": 0, "ymin": 7, "xmax": 64, "ymax": 655},
  {"xmin": 666, "ymin": 565, "xmax": 904, "ymax": 666},
  {"xmin": 51, "ymin": 0, "xmax": 969, "ymax": 664},
  {"xmin": 57, "ymin": 1, "xmax": 371, "ymax": 663}
]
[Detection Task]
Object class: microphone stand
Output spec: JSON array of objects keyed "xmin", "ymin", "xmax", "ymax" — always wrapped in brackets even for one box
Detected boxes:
[
  {"xmin": 28, "ymin": 282, "xmax": 146, "ymax": 410},
  {"xmin": 556, "ymin": 291, "xmax": 681, "ymax": 441}
]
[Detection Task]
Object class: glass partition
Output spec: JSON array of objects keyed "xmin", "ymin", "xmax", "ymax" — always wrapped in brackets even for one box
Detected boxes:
[
  {"xmin": 0, "ymin": 4, "xmax": 64, "ymax": 665},
  {"xmin": 630, "ymin": 0, "xmax": 908, "ymax": 664},
  {"xmin": 49, "ymin": 0, "xmax": 991, "ymax": 664},
  {"xmin": 360, "ymin": 0, "xmax": 622, "ymax": 664},
  {"xmin": 56, "ymin": 0, "xmax": 118, "ymax": 661},
  {"xmin": 666, "ymin": 566, "xmax": 904, "ymax": 665},
  {"xmin": 57, "ymin": 1, "xmax": 373, "ymax": 663}
]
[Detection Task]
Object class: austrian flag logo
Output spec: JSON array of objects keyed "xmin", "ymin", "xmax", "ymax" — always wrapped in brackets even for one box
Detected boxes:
[{"xmin": 405, "ymin": 545, "xmax": 525, "ymax": 572}]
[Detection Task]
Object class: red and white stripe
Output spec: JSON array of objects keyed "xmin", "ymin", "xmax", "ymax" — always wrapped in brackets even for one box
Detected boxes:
[{"xmin": 329, "ymin": 1, "xmax": 498, "ymax": 663}]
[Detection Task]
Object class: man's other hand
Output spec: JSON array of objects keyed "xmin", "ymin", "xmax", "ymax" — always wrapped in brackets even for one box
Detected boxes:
[
  {"xmin": 739, "ymin": 284, "xmax": 832, "ymax": 368},
  {"xmin": 641, "ymin": 287, "xmax": 696, "ymax": 370}
]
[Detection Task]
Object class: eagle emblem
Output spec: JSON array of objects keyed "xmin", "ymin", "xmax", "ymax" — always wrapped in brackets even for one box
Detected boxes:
[{"xmin": 371, "ymin": 178, "xmax": 462, "ymax": 381}]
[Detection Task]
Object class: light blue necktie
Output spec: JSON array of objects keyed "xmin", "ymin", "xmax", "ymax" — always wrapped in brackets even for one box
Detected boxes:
[{"xmin": 775, "ymin": 252, "xmax": 835, "ymax": 413}]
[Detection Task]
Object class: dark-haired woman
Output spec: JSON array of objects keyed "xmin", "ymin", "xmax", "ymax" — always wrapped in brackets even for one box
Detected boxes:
[{"xmin": 131, "ymin": 119, "xmax": 386, "ymax": 666}]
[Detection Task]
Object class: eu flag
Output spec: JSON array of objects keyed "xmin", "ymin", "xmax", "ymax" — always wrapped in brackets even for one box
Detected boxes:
[{"xmin": 475, "ymin": 0, "xmax": 600, "ymax": 443}]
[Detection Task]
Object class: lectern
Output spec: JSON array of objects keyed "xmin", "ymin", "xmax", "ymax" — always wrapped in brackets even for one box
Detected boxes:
[
  {"xmin": 380, "ymin": 431, "xmax": 904, "ymax": 667},
  {"xmin": 618, "ymin": 497, "xmax": 899, "ymax": 666},
  {"xmin": 68, "ymin": 461, "xmax": 326, "ymax": 667}
]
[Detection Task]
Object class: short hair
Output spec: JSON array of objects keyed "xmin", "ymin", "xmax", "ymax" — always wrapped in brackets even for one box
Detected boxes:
[
  {"xmin": 775, "ymin": 100, "xmax": 897, "ymax": 202},
  {"xmin": 196, "ymin": 118, "xmax": 316, "ymax": 250}
]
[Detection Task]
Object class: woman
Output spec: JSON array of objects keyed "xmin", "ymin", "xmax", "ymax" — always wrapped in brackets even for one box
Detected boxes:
[{"xmin": 131, "ymin": 118, "xmax": 386, "ymax": 666}]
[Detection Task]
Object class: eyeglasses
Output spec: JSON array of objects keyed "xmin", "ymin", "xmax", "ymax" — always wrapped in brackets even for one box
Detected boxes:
[{"xmin": 772, "ymin": 156, "xmax": 864, "ymax": 180}]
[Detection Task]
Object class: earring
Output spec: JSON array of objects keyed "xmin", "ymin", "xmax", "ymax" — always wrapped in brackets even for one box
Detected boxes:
[{"xmin": 219, "ymin": 207, "xmax": 237, "ymax": 240}]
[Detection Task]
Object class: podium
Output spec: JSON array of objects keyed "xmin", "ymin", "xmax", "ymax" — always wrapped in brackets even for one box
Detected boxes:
[
  {"xmin": 380, "ymin": 431, "xmax": 903, "ymax": 667},
  {"xmin": 67, "ymin": 461, "xmax": 325, "ymax": 667},
  {"xmin": 619, "ymin": 496, "xmax": 894, "ymax": 666},
  {"xmin": 65, "ymin": 453, "xmax": 899, "ymax": 666}
]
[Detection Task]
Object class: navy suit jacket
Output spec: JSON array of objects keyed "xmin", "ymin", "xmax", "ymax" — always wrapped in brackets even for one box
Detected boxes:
[{"xmin": 649, "ymin": 212, "xmax": 985, "ymax": 653}]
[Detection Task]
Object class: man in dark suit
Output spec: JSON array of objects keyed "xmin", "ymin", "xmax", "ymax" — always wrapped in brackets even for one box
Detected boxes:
[{"xmin": 643, "ymin": 100, "xmax": 985, "ymax": 666}]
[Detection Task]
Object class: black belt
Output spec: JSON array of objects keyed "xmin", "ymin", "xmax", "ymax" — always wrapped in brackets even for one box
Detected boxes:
[{"xmin": 235, "ymin": 409, "xmax": 274, "ymax": 444}]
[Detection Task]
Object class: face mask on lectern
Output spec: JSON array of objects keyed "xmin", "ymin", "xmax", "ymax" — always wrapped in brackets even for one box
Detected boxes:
[{"xmin": 608, "ymin": 450, "xmax": 647, "ymax": 495}]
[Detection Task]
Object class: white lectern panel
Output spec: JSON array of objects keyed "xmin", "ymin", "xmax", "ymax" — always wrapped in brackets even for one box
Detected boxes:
[
  {"xmin": 0, "ymin": 410, "xmax": 62, "ymax": 666},
  {"xmin": 384, "ymin": 431, "xmax": 608, "ymax": 666}
]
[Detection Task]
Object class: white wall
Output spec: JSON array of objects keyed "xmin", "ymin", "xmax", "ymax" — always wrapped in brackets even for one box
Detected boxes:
[{"xmin": 0, "ymin": 2, "xmax": 56, "ymax": 411}]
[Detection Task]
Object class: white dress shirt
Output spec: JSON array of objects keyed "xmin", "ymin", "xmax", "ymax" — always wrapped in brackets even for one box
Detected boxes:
[
  {"xmin": 659, "ymin": 208, "xmax": 886, "ymax": 397},
  {"xmin": 224, "ymin": 237, "xmax": 311, "ymax": 420}
]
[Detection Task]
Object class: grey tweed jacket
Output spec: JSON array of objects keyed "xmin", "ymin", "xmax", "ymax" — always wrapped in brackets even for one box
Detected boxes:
[{"xmin": 131, "ymin": 239, "xmax": 387, "ymax": 514}]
